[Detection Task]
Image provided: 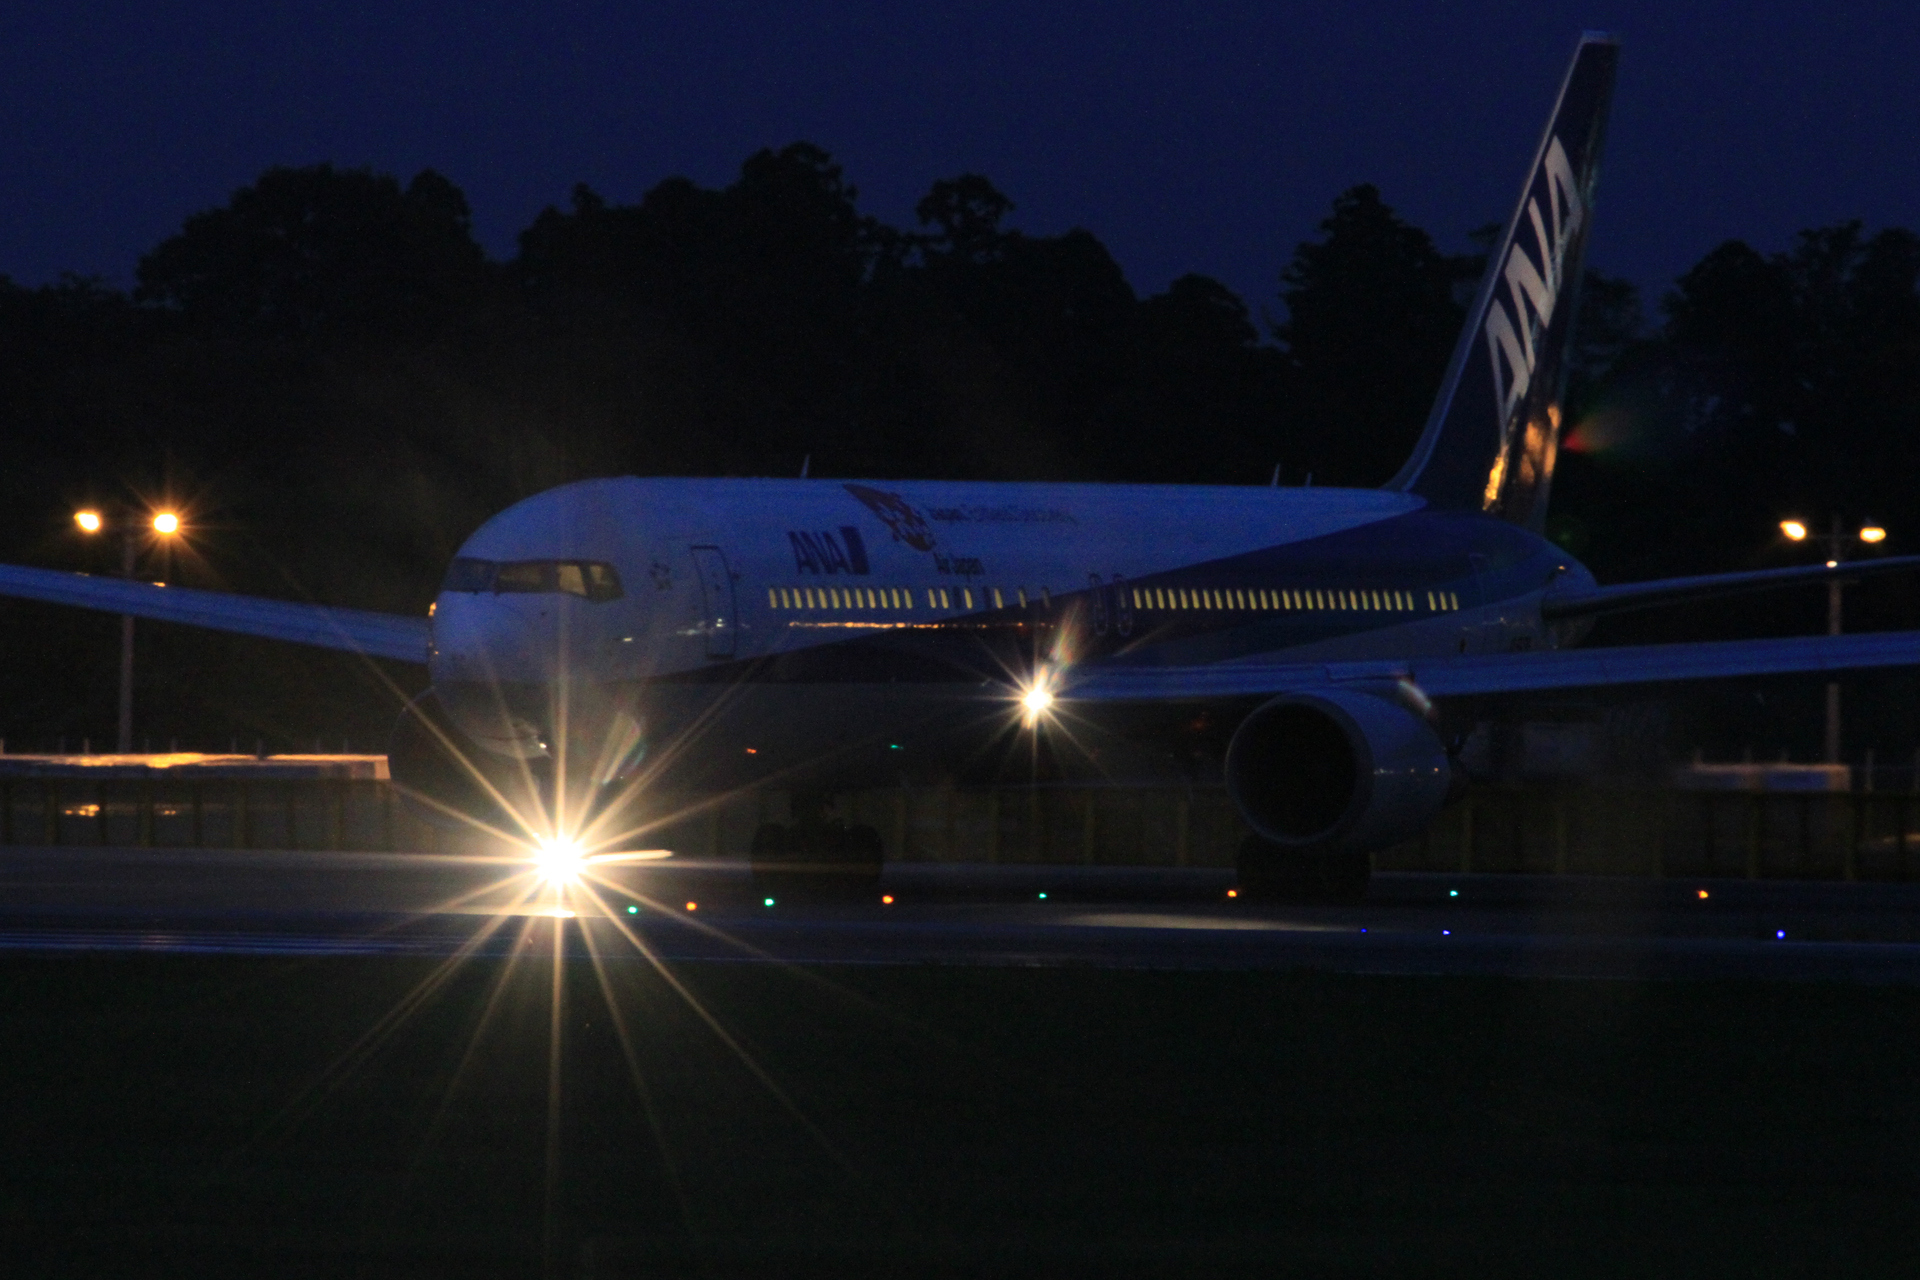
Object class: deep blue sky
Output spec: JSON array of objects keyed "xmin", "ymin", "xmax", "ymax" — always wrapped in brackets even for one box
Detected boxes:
[{"xmin": 2, "ymin": 2, "xmax": 1915, "ymax": 317}]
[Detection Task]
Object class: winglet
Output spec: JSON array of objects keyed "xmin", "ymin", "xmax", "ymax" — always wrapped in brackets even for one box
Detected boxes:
[{"xmin": 1386, "ymin": 33, "xmax": 1620, "ymax": 532}]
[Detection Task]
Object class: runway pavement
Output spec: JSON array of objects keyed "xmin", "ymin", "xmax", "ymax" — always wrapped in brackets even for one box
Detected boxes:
[{"xmin": 3, "ymin": 845, "xmax": 1920, "ymax": 981}]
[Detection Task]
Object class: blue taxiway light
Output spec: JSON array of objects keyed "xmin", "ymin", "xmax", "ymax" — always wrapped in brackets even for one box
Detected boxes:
[
  {"xmin": 1776, "ymin": 930, "xmax": 1786, "ymax": 939},
  {"xmin": 1442, "ymin": 929, "xmax": 1451, "ymax": 936}
]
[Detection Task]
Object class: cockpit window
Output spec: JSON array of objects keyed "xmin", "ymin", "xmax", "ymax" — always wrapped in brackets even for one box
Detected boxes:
[
  {"xmin": 440, "ymin": 558, "xmax": 623, "ymax": 603},
  {"xmin": 492, "ymin": 561, "xmax": 550, "ymax": 593},
  {"xmin": 442, "ymin": 558, "xmax": 496, "ymax": 592}
]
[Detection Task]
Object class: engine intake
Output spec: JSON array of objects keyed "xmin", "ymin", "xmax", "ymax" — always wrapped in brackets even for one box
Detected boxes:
[{"xmin": 1224, "ymin": 689, "xmax": 1452, "ymax": 852}]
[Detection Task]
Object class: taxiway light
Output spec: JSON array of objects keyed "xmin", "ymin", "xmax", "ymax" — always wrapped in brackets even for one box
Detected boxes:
[
  {"xmin": 1021, "ymin": 685, "xmax": 1055, "ymax": 719},
  {"xmin": 534, "ymin": 836, "xmax": 585, "ymax": 885},
  {"xmin": 74, "ymin": 510, "xmax": 102, "ymax": 533},
  {"xmin": 881, "ymin": 894, "xmax": 894, "ymax": 905},
  {"xmin": 685, "ymin": 901, "xmax": 697, "ymax": 912},
  {"xmin": 1448, "ymin": 889, "xmax": 1459, "ymax": 898},
  {"xmin": 1776, "ymin": 929, "xmax": 1786, "ymax": 939},
  {"xmin": 763, "ymin": 897, "xmax": 775, "ymax": 907},
  {"xmin": 1697, "ymin": 889, "xmax": 1710, "ymax": 900},
  {"xmin": 626, "ymin": 905, "xmax": 639, "ymax": 915},
  {"xmin": 1780, "ymin": 520, "xmax": 1808, "ymax": 541},
  {"xmin": 1861, "ymin": 526, "xmax": 1888, "ymax": 544},
  {"xmin": 1226, "ymin": 888, "xmax": 1239, "ymax": 899},
  {"xmin": 152, "ymin": 512, "xmax": 179, "ymax": 535}
]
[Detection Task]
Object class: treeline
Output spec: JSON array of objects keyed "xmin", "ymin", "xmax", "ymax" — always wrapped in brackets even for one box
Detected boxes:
[{"xmin": 0, "ymin": 143, "xmax": 1915, "ymax": 749}]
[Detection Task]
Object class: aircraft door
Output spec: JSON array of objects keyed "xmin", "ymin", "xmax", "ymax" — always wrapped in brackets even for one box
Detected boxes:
[{"xmin": 689, "ymin": 546, "xmax": 736, "ymax": 659}]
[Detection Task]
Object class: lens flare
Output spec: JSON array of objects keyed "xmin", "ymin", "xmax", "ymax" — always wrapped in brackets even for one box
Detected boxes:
[
  {"xmin": 1018, "ymin": 673, "xmax": 1057, "ymax": 725},
  {"xmin": 533, "ymin": 835, "xmax": 586, "ymax": 885}
]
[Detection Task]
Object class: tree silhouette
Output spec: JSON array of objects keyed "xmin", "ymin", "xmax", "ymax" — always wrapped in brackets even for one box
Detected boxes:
[
  {"xmin": 136, "ymin": 165, "xmax": 487, "ymax": 341},
  {"xmin": 1273, "ymin": 184, "xmax": 1475, "ymax": 486}
]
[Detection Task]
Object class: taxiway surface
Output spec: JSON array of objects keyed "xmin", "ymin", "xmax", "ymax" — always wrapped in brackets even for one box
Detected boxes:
[{"xmin": 2, "ymin": 846, "xmax": 1919, "ymax": 982}]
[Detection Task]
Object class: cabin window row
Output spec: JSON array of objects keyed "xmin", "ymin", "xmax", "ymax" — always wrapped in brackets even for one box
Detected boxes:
[
  {"xmin": 767, "ymin": 584, "xmax": 1461, "ymax": 615},
  {"xmin": 770, "ymin": 585, "xmax": 1056, "ymax": 612},
  {"xmin": 1130, "ymin": 587, "xmax": 1461, "ymax": 613}
]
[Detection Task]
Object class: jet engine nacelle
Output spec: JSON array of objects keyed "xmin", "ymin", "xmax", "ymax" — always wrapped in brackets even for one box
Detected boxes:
[{"xmin": 1224, "ymin": 689, "xmax": 1453, "ymax": 853}]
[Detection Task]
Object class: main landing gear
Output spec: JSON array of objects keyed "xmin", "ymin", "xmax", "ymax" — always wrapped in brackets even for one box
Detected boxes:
[
  {"xmin": 750, "ymin": 794, "xmax": 884, "ymax": 901},
  {"xmin": 1235, "ymin": 835, "xmax": 1371, "ymax": 905}
]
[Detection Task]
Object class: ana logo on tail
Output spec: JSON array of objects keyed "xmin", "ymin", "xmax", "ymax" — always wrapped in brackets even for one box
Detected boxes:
[{"xmin": 1484, "ymin": 135, "xmax": 1585, "ymax": 427}]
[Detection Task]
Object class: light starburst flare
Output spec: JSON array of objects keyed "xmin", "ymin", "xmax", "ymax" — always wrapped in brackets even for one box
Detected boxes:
[{"xmin": 533, "ymin": 834, "xmax": 587, "ymax": 887}]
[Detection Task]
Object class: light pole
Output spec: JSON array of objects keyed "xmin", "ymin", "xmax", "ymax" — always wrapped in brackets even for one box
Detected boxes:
[
  {"xmin": 1780, "ymin": 517, "xmax": 1887, "ymax": 764},
  {"xmin": 74, "ymin": 507, "xmax": 182, "ymax": 754}
]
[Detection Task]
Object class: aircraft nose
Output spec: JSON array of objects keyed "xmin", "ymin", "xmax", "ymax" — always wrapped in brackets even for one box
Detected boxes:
[{"xmin": 430, "ymin": 594, "xmax": 546, "ymax": 685}]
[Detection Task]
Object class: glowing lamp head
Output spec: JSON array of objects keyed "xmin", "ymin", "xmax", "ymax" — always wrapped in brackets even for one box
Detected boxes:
[
  {"xmin": 533, "ymin": 834, "xmax": 585, "ymax": 885},
  {"xmin": 1780, "ymin": 520, "xmax": 1808, "ymax": 542},
  {"xmin": 1021, "ymin": 685, "xmax": 1055, "ymax": 718},
  {"xmin": 74, "ymin": 510, "xmax": 102, "ymax": 533},
  {"xmin": 1860, "ymin": 526, "xmax": 1887, "ymax": 544},
  {"xmin": 152, "ymin": 512, "xmax": 180, "ymax": 535}
]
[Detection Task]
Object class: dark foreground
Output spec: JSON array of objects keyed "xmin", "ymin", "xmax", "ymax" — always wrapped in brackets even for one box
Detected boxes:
[{"xmin": 5, "ymin": 951, "xmax": 1920, "ymax": 1277}]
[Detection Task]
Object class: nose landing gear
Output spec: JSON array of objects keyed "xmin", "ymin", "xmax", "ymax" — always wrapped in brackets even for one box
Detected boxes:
[{"xmin": 749, "ymin": 793, "xmax": 884, "ymax": 901}]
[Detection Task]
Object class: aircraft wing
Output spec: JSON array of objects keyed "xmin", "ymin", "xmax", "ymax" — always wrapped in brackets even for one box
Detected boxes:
[
  {"xmin": 1540, "ymin": 555, "xmax": 1920, "ymax": 621},
  {"xmin": 0, "ymin": 563, "xmax": 430, "ymax": 664},
  {"xmin": 1062, "ymin": 630, "xmax": 1920, "ymax": 704}
]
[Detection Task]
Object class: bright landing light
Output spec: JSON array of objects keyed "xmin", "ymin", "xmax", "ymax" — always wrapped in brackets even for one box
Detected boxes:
[
  {"xmin": 1780, "ymin": 520, "xmax": 1808, "ymax": 541},
  {"xmin": 534, "ymin": 835, "xmax": 586, "ymax": 885},
  {"xmin": 152, "ymin": 512, "xmax": 180, "ymax": 535}
]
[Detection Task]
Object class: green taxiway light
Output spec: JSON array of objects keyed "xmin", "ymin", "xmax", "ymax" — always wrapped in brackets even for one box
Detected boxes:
[{"xmin": 626, "ymin": 905, "xmax": 638, "ymax": 915}]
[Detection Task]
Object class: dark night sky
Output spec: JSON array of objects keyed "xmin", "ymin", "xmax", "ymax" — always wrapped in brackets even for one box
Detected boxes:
[{"xmin": 2, "ymin": 2, "xmax": 1915, "ymax": 313}]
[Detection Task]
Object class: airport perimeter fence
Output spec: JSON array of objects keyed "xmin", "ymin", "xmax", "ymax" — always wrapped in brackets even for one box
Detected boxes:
[{"xmin": 0, "ymin": 755, "xmax": 1918, "ymax": 881}]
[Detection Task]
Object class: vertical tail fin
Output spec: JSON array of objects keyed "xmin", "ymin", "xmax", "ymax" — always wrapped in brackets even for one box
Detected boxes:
[{"xmin": 1386, "ymin": 33, "xmax": 1619, "ymax": 531}]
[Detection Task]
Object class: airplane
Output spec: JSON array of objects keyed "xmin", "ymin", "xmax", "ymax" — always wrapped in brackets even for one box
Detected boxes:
[{"xmin": 2, "ymin": 32, "xmax": 1918, "ymax": 901}]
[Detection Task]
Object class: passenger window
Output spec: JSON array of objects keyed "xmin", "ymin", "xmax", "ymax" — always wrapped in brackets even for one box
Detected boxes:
[{"xmin": 555, "ymin": 563, "xmax": 588, "ymax": 597}]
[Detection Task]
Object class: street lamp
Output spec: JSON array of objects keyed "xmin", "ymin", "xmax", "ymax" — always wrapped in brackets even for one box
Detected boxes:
[
  {"xmin": 1780, "ymin": 516, "xmax": 1888, "ymax": 764},
  {"xmin": 73, "ymin": 507, "xmax": 184, "ymax": 754}
]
